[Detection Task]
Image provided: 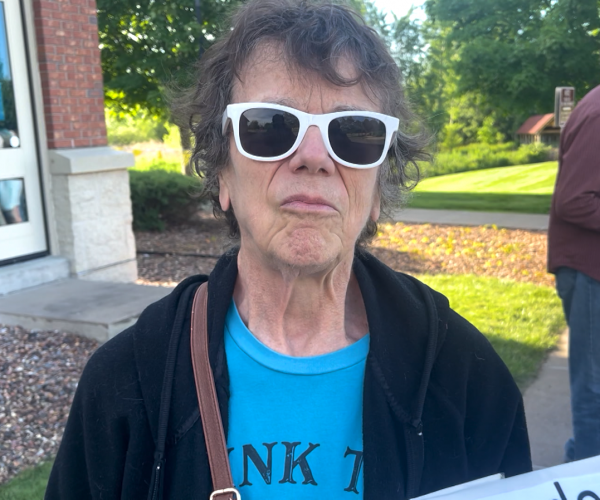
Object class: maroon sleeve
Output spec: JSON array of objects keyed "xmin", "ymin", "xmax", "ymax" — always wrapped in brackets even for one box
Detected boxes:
[{"xmin": 553, "ymin": 112, "xmax": 600, "ymax": 232}]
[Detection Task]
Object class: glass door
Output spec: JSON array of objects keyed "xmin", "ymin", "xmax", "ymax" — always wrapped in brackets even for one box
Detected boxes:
[{"xmin": 0, "ymin": 0, "xmax": 47, "ymax": 263}]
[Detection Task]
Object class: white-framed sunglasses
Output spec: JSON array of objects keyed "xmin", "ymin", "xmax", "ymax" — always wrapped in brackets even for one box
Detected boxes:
[{"xmin": 221, "ymin": 102, "xmax": 399, "ymax": 169}]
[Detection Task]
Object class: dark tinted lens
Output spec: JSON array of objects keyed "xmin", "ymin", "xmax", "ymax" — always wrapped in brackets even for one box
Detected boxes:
[
  {"xmin": 328, "ymin": 116, "xmax": 386, "ymax": 165},
  {"xmin": 239, "ymin": 108, "xmax": 300, "ymax": 158}
]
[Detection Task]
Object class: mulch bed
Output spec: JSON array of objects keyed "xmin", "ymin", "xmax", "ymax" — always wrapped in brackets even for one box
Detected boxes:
[
  {"xmin": 135, "ymin": 217, "xmax": 553, "ymax": 287},
  {"xmin": 0, "ymin": 215, "xmax": 554, "ymax": 485}
]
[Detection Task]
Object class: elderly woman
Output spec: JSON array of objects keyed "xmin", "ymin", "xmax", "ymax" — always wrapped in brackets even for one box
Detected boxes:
[{"xmin": 46, "ymin": 0, "xmax": 532, "ymax": 499}]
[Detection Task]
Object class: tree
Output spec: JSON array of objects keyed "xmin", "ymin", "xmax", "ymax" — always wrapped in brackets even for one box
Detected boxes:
[
  {"xmin": 425, "ymin": 0, "xmax": 600, "ymax": 122},
  {"xmin": 97, "ymin": 0, "xmax": 246, "ymax": 119}
]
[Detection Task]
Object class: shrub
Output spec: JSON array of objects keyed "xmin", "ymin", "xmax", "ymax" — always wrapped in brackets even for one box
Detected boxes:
[
  {"xmin": 423, "ymin": 142, "xmax": 554, "ymax": 178},
  {"xmin": 129, "ymin": 169, "xmax": 203, "ymax": 231}
]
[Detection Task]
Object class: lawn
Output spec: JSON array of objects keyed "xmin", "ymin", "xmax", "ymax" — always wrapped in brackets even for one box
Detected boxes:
[
  {"xmin": 409, "ymin": 161, "xmax": 558, "ymax": 213},
  {"xmin": 419, "ymin": 274, "xmax": 564, "ymax": 388},
  {"xmin": 0, "ymin": 462, "xmax": 52, "ymax": 500}
]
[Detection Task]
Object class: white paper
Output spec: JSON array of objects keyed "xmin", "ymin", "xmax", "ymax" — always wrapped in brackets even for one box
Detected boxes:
[{"xmin": 412, "ymin": 455, "xmax": 600, "ymax": 500}]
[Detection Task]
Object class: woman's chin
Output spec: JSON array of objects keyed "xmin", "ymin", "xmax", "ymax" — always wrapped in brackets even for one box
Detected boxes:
[{"xmin": 268, "ymin": 228, "xmax": 346, "ymax": 273}]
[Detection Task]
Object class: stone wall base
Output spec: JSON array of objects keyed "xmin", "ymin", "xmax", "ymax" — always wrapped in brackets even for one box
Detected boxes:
[{"xmin": 49, "ymin": 146, "xmax": 137, "ymax": 283}]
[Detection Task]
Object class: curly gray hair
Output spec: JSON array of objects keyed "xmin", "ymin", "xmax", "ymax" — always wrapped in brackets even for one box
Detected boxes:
[{"xmin": 172, "ymin": 0, "xmax": 429, "ymax": 244}]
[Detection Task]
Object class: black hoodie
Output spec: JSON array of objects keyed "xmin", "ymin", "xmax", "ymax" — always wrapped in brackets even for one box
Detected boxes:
[{"xmin": 45, "ymin": 250, "xmax": 532, "ymax": 500}]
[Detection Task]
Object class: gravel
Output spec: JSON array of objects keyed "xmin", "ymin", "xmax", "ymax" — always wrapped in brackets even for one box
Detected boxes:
[{"xmin": 0, "ymin": 325, "xmax": 98, "ymax": 484}]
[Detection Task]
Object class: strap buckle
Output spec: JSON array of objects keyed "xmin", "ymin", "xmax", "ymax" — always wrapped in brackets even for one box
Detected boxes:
[{"xmin": 210, "ymin": 487, "xmax": 241, "ymax": 500}]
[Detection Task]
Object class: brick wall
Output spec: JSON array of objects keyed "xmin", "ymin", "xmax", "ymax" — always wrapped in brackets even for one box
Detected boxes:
[{"xmin": 33, "ymin": 0, "xmax": 107, "ymax": 149}]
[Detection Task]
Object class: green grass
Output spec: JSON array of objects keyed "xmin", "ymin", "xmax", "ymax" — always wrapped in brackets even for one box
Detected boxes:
[
  {"xmin": 419, "ymin": 274, "xmax": 565, "ymax": 388},
  {"xmin": 425, "ymin": 142, "xmax": 553, "ymax": 177},
  {"xmin": 410, "ymin": 161, "xmax": 558, "ymax": 213},
  {"xmin": 0, "ymin": 462, "xmax": 52, "ymax": 500}
]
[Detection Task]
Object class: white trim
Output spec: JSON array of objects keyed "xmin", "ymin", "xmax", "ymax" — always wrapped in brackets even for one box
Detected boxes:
[
  {"xmin": 48, "ymin": 147, "xmax": 135, "ymax": 175},
  {"xmin": 21, "ymin": 0, "xmax": 59, "ymax": 255}
]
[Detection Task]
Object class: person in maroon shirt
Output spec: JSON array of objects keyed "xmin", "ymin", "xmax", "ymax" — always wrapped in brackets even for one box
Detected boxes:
[{"xmin": 548, "ymin": 84, "xmax": 600, "ymax": 461}]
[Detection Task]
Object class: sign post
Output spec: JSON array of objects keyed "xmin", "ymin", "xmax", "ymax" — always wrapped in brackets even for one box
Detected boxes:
[{"xmin": 555, "ymin": 87, "xmax": 575, "ymax": 128}]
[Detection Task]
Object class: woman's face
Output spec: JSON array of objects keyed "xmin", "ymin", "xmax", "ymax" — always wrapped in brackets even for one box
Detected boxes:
[{"xmin": 219, "ymin": 51, "xmax": 381, "ymax": 274}]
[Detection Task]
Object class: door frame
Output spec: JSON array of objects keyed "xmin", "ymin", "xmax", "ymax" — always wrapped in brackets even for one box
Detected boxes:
[{"xmin": 0, "ymin": 0, "xmax": 56, "ymax": 266}]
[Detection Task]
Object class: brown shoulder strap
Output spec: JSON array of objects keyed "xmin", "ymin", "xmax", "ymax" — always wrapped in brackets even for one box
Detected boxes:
[{"xmin": 190, "ymin": 282, "xmax": 240, "ymax": 500}]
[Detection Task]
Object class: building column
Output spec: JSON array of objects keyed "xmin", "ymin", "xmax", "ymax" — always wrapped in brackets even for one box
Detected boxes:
[{"xmin": 32, "ymin": 0, "xmax": 137, "ymax": 282}]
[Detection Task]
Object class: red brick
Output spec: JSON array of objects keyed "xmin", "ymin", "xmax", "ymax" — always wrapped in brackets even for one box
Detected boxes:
[
  {"xmin": 50, "ymin": 129, "xmax": 65, "ymax": 139},
  {"xmin": 69, "ymin": 13, "xmax": 88, "ymax": 23},
  {"xmin": 34, "ymin": 0, "xmax": 107, "ymax": 147},
  {"xmin": 81, "ymin": 128, "xmax": 100, "ymax": 138},
  {"xmin": 46, "ymin": 71, "xmax": 66, "ymax": 80},
  {"xmin": 37, "ymin": 52, "xmax": 60, "ymax": 63},
  {"xmin": 42, "ymin": 18, "xmax": 62, "ymax": 28},
  {"xmin": 64, "ymin": 55, "xmax": 84, "ymax": 64},
  {"xmin": 39, "ymin": 62, "xmax": 57, "ymax": 72},
  {"xmin": 48, "ymin": 122, "xmax": 72, "ymax": 131},
  {"xmin": 50, "ymin": 139, "xmax": 72, "ymax": 148},
  {"xmin": 90, "ymin": 137, "xmax": 108, "ymax": 147},
  {"xmin": 61, "ymin": 4, "xmax": 80, "ymax": 13},
  {"xmin": 53, "ymin": 11, "xmax": 75, "ymax": 21},
  {"xmin": 37, "ymin": 1, "xmax": 60, "ymax": 11},
  {"xmin": 63, "ymin": 130, "xmax": 81, "ymax": 139},
  {"xmin": 48, "ymin": 114, "xmax": 64, "ymax": 123},
  {"xmin": 45, "ymin": 87, "xmax": 69, "ymax": 97},
  {"xmin": 73, "ymin": 138, "xmax": 90, "ymax": 147},
  {"xmin": 49, "ymin": 105, "xmax": 69, "ymax": 114}
]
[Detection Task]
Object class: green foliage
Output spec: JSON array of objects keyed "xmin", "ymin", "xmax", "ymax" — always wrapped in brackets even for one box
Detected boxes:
[
  {"xmin": 106, "ymin": 111, "xmax": 168, "ymax": 145},
  {"xmin": 425, "ymin": 142, "xmax": 553, "ymax": 177},
  {"xmin": 410, "ymin": 161, "xmax": 558, "ymax": 213},
  {"xmin": 133, "ymin": 157, "xmax": 184, "ymax": 173},
  {"xmin": 439, "ymin": 123, "xmax": 463, "ymax": 150},
  {"xmin": 0, "ymin": 461, "xmax": 52, "ymax": 500},
  {"xmin": 424, "ymin": 0, "xmax": 600, "ymax": 120},
  {"xmin": 477, "ymin": 116, "xmax": 504, "ymax": 145},
  {"xmin": 388, "ymin": 0, "xmax": 600, "ymax": 143},
  {"xmin": 97, "ymin": 0, "xmax": 247, "ymax": 117},
  {"xmin": 420, "ymin": 274, "xmax": 564, "ymax": 387},
  {"xmin": 162, "ymin": 123, "xmax": 183, "ymax": 150},
  {"xmin": 129, "ymin": 169, "xmax": 203, "ymax": 231}
]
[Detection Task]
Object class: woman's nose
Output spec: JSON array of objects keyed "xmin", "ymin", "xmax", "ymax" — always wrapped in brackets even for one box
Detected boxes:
[{"xmin": 288, "ymin": 125, "xmax": 336, "ymax": 174}]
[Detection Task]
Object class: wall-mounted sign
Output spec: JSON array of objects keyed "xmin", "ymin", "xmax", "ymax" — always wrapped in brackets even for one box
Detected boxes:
[{"xmin": 555, "ymin": 87, "xmax": 575, "ymax": 128}]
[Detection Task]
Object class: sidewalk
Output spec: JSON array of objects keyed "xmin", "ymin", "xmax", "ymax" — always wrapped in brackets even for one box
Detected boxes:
[
  {"xmin": 392, "ymin": 208, "xmax": 549, "ymax": 231},
  {"xmin": 523, "ymin": 328, "xmax": 572, "ymax": 469}
]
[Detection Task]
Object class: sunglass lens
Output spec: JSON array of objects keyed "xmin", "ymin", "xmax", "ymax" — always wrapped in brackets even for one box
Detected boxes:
[
  {"xmin": 239, "ymin": 108, "xmax": 300, "ymax": 158},
  {"xmin": 329, "ymin": 116, "xmax": 386, "ymax": 165}
]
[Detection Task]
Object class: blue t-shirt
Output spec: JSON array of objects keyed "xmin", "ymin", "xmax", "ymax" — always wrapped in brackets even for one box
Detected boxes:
[{"xmin": 225, "ymin": 300, "xmax": 369, "ymax": 498}]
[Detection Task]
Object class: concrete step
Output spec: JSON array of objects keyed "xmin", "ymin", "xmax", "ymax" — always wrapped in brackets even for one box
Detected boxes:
[
  {"xmin": 392, "ymin": 208, "xmax": 549, "ymax": 231},
  {"xmin": 0, "ymin": 256, "xmax": 70, "ymax": 295},
  {"xmin": 0, "ymin": 279, "xmax": 172, "ymax": 342}
]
